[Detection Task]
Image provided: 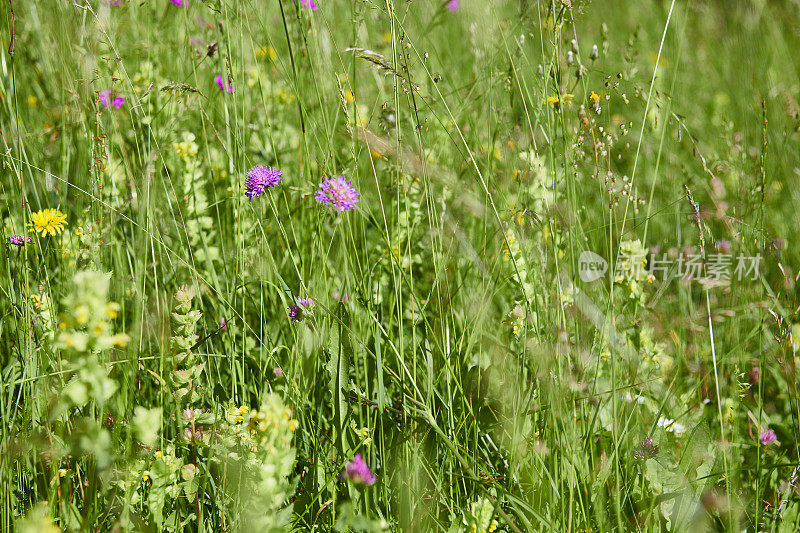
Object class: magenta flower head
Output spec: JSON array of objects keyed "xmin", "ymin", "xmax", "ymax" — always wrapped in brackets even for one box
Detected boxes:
[
  {"xmin": 288, "ymin": 298, "xmax": 316, "ymax": 323},
  {"xmin": 8, "ymin": 235, "xmax": 32, "ymax": 246},
  {"xmin": 273, "ymin": 366, "xmax": 283, "ymax": 377},
  {"xmin": 169, "ymin": 0, "xmax": 188, "ymax": 6},
  {"xmin": 760, "ymin": 429, "xmax": 777, "ymax": 446},
  {"xmin": 245, "ymin": 166, "xmax": 282, "ymax": 199},
  {"xmin": 218, "ymin": 318, "xmax": 227, "ymax": 332},
  {"xmin": 214, "ymin": 75, "xmax": 234, "ymax": 93},
  {"xmin": 99, "ymin": 90, "xmax": 125, "ymax": 109},
  {"xmin": 315, "ymin": 176, "xmax": 359, "ymax": 212},
  {"xmin": 343, "ymin": 454, "xmax": 376, "ymax": 486},
  {"xmin": 334, "ymin": 290, "xmax": 349, "ymax": 304},
  {"xmin": 299, "ymin": 0, "xmax": 318, "ymax": 10},
  {"xmin": 446, "ymin": 0, "xmax": 459, "ymax": 11}
]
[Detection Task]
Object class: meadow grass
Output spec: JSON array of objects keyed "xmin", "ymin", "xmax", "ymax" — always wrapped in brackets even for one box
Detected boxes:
[{"xmin": 2, "ymin": 0, "xmax": 800, "ymax": 531}]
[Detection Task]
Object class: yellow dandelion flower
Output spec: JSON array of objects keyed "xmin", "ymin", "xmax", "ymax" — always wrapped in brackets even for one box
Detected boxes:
[{"xmin": 28, "ymin": 209, "xmax": 67, "ymax": 236}]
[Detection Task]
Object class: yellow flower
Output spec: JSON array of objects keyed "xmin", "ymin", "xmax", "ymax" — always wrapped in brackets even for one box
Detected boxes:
[
  {"xmin": 142, "ymin": 470, "xmax": 150, "ymax": 482},
  {"xmin": 288, "ymin": 419, "xmax": 299, "ymax": 431},
  {"xmin": 112, "ymin": 333, "xmax": 130, "ymax": 347},
  {"xmin": 544, "ymin": 93, "xmax": 574, "ymax": 106},
  {"xmin": 28, "ymin": 209, "xmax": 67, "ymax": 236},
  {"xmin": 26, "ymin": 95, "xmax": 38, "ymax": 107},
  {"xmin": 257, "ymin": 46, "xmax": 277, "ymax": 62},
  {"xmin": 590, "ymin": 90, "xmax": 601, "ymax": 104},
  {"xmin": 58, "ymin": 468, "xmax": 67, "ymax": 477},
  {"xmin": 343, "ymin": 90, "xmax": 354, "ymax": 103}
]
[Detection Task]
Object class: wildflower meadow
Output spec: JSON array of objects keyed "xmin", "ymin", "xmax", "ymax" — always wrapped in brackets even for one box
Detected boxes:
[{"xmin": 2, "ymin": 0, "xmax": 800, "ymax": 531}]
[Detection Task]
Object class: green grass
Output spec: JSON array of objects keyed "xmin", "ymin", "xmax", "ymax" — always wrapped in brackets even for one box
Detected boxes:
[{"xmin": 2, "ymin": 0, "xmax": 800, "ymax": 531}]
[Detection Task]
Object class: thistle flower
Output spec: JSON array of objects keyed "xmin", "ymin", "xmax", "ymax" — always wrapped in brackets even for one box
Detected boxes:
[
  {"xmin": 446, "ymin": 0, "xmax": 459, "ymax": 11},
  {"xmin": 169, "ymin": 0, "xmax": 188, "ymax": 5},
  {"xmin": 245, "ymin": 166, "xmax": 282, "ymax": 199},
  {"xmin": 99, "ymin": 89, "xmax": 125, "ymax": 109},
  {"xmin": 288, "ymin": 298, "xmax": 316, "ymax": 323},
  {"xmin": 632, "ymin": 436, "xmax": 659, "ymax": 461},
  {"xmin": 315, "ymin": 176, "xmax": 359, "ymax": 212},
  {"xmin": 760, "ymin": 429, "xmax": 777, "ymax": 446},
  {"xmin": 299, "ymin": 0, "xmax": 318, "ymax": 10},
  {"xmin": 273, "ymin": 366, "xmax": 283, "ymax": 377},
  {"xmin": 214, "ymin": 74, "xmax": 234, "ymax": 93},
  {"xmin": 28, "ymin": 209, "xmax": 67, "ymax": 236},
  {"xmin": 343, "ymin": 454, "xmax": 376, "ymax": 486},
  {"xmin": 8, "ymin": 235, "xmax": 31, "ymax": 246}
]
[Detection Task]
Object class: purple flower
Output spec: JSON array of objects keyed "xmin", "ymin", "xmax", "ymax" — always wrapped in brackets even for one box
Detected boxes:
[
  {"xmin": 299, "ymin": 0, "xmax": 318, "ymax": 10},
  {"xmin": 343, "ymin": 454, "xmax": 376, "ymax": 486},
  {"xmin": 169, "ymin": 0, "xmax": 188, "ymax": 6},
  {"xmin": 245, "ymin": 166, "xmax": 282, "ymax": 199},
  {"xmin": 334, "ymin": 290, "xmax": 349, "ymax": 303},
  {"xmin": 632, "ymin": 436, "xmax": 659, "ymax": 461},
  {"xmin": 99, "ymin": 90, "xmax": 125, "ymax": 109},
  {"xmin": 315, "ymin": 176, "xmax": 359, "ymax": 212},
  {"xmin": 446, "ymin": 0, "xmax": 459, "ymax": 11},
  {"xmin": 288, "ymin": 298, "xmax": 316, "ymax": 323},
  {"xmin": 760, "ymin": 429, "xmax": 777, "ymax": 446},
  {"xmin": 8, "ymin": 235, "xmax": 31, "ymax": 246},
  {"xmin": 273, "ymin": 366, "xmax": 283, "ymax": 377},
  {"xmin": 218, "ymin": 318, "xmax": 227, "ymax": 332},
  {"xmin": 715, "ymin": 239, "xmax": 731, "ymax": 254},
  {"xmin": 214, "ymin": 75, "xmax": 234, "ymax": 93}
]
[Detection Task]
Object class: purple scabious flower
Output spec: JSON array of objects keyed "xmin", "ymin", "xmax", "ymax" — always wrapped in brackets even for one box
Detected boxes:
[
  {"xmin": 315, "ymin": 176, "xmax": 359, "ymax": 212},
  {"xmin": 214, "ymin": 75, "xmax": 234, "ymax": 93},
  {"xmin": 169, "ymin": 0, "xmax": 188, "ymax": 6},
  {"xmin": 273, "ymin": 366, "xmax": 283, "ymax": 377},
  {"xmin": 299, "ymin": 0, "xmax": 318, "ymax": 10},
  {"xmin": 343, "ymin": 454, "xmax": 376, "ymax": 486},
  {"xmin": 99, "ymin": 90, "xmax": 125, "ymax": 109},
  {"xmin": 760, "ymin": 429, "xmax": 777, "ymax": 446},
  {"xmin": 8, "ymin": 235, "xmax": 31, "ymax": 246},
  {"xmin": 446, "ymin": 0, "xmax": 459, "ymax": 11},
  {"xmin": 245, "ymin": 166, "xmax": 282, "ymax": 199},
  {"xmin": 288, "ymin": 298, "xmax": 316, "ymax": 323}
]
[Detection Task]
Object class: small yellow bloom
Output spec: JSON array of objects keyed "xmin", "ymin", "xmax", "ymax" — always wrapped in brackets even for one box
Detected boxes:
[
  {"xmin": 30, "ymin": 294, "xmax": 41, "ymax": 309},
  {"xmin": 28, "ymin": 209, "xmax": 67, "ymax": 236},
  {"xmin": 590, "ymin": 90, "xmax": 601, "ymax": 104},
  {"xmin": 105, "ymin": 303, "xmax": 120, "ymax": 319},
  {"xmin": 142, "ymin": 470, "xmax": 150, "ymax": 482},
  {"xmin": 288, "ymin": 419, "xmax": 299, "ymax": 431},
  {"xmin": 343, "ymin": 90, "xmax": 354, "ymax": 103},
  {"xmin": 544, "ymin": 93, "xmax": 574, "ymax": 106},
  {"xmin": 58, "ymin": 468, "xmax": 67, "ymax": 477},
  {"xmin": 111, "ymin": 333, "xmax": 130, "ymax": 347},
  {"xmin": 257, "ymin": 46, "xmax": 277, "ymax": 62},
  {"xmin": 238, "ymin": 405, "xmax": 249, "ymax": 415},
  {"xmin": 27, "ymin": 95, "xmax": 38, "ymax": 107}
]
